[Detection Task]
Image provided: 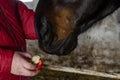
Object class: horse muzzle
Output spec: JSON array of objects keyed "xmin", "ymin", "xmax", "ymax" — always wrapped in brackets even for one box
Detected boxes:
[{"xmin": 34, "ymin": 15, "xmax": 77, "ymax": 55}]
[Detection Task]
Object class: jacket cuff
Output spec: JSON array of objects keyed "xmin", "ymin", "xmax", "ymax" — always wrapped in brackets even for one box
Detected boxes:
[{"xmin": 0, "ymin": 49, "xmax": 14, "ymax": 73}]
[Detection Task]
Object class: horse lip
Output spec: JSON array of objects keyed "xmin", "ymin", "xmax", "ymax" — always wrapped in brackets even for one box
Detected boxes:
[{"xmin": 41, "ymin": 32, "xmax": 78, "ymax": 55}]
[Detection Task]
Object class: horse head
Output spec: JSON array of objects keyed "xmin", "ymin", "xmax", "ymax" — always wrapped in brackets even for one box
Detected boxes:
[{"xmin": 34, "ymin": 0, "xmax": 120, "ymax": 55}]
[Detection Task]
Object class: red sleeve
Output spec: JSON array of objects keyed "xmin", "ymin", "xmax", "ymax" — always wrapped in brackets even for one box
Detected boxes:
[
  {"xmin": 17, "ymin": 1, "xmax": 37, "ymax": 39},
  {"xmin": 0, "ymin": 48, "xmax": 13, "ymax": 73}
]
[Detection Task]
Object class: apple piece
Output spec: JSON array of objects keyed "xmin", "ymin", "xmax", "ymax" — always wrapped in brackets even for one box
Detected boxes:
[
  {"xmin": 32, "ymin": 55, "xmax": 41, "ymax": 64},
  {"xmin": 35, "ymin": 60, "xmax": 43, "ymax": 71},
  {"xmin": 31, "ymin": 55, "xmax": 43, "ymax": 71}
]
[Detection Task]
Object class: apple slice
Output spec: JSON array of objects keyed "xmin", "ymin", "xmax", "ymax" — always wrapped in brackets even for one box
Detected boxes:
[{"xmin": 31, "ymin": 55, "xmax": 43, "ymax": 71}]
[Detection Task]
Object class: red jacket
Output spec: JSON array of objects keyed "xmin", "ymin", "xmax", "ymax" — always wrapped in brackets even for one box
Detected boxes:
[{"xmin": 0, "ymin": 0, "xmax": 37, "ymax": 80}]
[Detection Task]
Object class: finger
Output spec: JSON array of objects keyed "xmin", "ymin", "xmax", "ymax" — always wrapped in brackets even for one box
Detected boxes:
[
  {"xmin": 20, "ymin": 52, "xmax": 32, "ymax": 59},
  {"xmin": 19, "ymin": 53, "xmax": 32, "ymax": 63},
  {"xmin": 23, "ymin": 60, "xmax": 36, "ymax": 70},
  {"xmin": 20, "ymin": 68, "xmax": 39, "ymax": 76}
]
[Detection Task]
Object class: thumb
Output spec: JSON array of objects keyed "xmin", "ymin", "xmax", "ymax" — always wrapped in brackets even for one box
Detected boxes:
[
  {"xmin": 23, "ymin": 53, "xmax": 32, "ymax": 59},
  {"xmin": 19, "ymin": 52, "xmax": 32, "ymax": 62}
]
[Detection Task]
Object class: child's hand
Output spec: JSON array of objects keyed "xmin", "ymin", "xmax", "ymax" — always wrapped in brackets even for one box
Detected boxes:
[{"xmin": 11, "ymin": 52, "xmax": 40, "ymax": 76}]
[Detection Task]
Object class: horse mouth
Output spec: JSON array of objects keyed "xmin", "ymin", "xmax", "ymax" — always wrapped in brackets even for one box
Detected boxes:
[{"xmin": 34, "ymin": 15, "xmax": 77, "ymax": 55}]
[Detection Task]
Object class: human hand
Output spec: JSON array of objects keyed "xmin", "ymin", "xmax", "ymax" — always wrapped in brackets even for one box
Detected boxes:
[{"xmin": 11, "ymin": 51, "xmax": 40, "ymax": 76}]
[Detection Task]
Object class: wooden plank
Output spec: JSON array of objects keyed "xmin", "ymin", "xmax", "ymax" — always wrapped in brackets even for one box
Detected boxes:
[{"xmin": 31, "ymin": 65, "xmax": 120, "ymax": 80}]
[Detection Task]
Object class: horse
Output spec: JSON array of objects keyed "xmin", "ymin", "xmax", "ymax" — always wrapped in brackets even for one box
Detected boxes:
[{"xmin": 34, "ymin": 0, "xmax": 120, "ymax": 55}]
